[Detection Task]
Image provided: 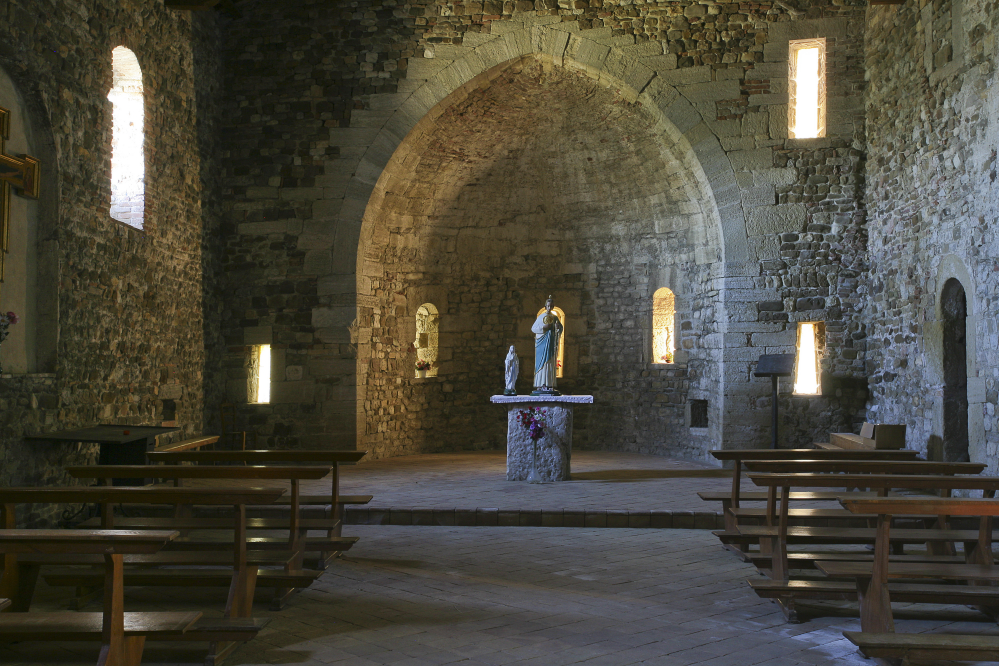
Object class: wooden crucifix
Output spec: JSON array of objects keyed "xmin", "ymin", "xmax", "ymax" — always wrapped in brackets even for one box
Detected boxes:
[{"xmin": 0, "ymin": 105, "xmax": 41, "ymax": 303}]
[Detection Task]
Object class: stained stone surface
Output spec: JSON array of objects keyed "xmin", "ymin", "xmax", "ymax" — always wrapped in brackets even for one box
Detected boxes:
[{"xmin": 502, "ymin": 399, "xmax": 590, "ymax": 482}]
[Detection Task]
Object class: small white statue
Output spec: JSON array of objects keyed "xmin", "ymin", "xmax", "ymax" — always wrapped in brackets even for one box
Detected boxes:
[{"xmin": 504, "ymin": 346, "xmax": 520, "ymax": 395}]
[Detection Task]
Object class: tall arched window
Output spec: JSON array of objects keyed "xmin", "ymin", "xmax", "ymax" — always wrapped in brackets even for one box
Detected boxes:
[
  {"xmin": 653, "ymin": 288, "xmax": 675, "ymax": 364},
  {"xmin": 108, "ymin": 46, "xmax": 144, "ymax": 229},
  {"xmin": 536, "ymin": 306, "xmax": 566, "ymax": 378},
  {"xmin": 415, "ymin": 303, "xmax": 439, "ymax": 377}
]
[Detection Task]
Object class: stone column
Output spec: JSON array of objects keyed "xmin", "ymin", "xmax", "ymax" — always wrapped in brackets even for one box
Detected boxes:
[{"xmin": 490, "ymin": 395, "xmax": 594, "ymax": 482}]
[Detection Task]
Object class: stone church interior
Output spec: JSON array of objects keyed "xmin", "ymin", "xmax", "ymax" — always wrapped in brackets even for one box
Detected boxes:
[{"xmin": 1, "ymin": 0, "xmax": 998, "ymax": 663}]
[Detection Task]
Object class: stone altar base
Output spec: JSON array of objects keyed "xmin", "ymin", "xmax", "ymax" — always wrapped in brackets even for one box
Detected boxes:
[{"xmin": 491, "ymin": 395, "xmax": 594, "ymax": 482}]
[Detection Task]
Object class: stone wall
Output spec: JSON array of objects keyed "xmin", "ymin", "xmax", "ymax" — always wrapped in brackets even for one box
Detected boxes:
[
  {"xmin": 0, "ymin": 1, "xmax": 220, "ymax": 523},
  {"xmin": 219, "ymin": 0, "xmax": 871, "ymax": 460},
  {"xmin": 864, "ymin": 0, "xmax": 999, "ymax": 466}
]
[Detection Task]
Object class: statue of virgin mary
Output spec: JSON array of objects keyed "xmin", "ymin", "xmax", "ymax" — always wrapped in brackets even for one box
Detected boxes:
[{"xmin": 531, "ymin": 295, "xmax": 563, "ymax": 396}]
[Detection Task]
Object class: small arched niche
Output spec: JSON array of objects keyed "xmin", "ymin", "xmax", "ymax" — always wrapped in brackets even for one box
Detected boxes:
[
  {"xmin": 652, "ymin": 287, "xmax": 675, "ymax": 365},
  {"xmin": 108, "ymin": 46, "xmax": 145, "ymax": 229},
  {"xmin": 941, "ymin": 277, "xmax": 969, "ymax": 462},
  {"xmin": 414, "ymin": 303, "xmax": 439, "ymax": 377}
]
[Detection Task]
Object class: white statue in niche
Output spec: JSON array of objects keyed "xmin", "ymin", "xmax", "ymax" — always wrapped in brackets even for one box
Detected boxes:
[
  {"xmin": 531, "ymin": 295, "xmax": 563, "ymax": 396},
  {"xmin": 504, "ymin": 346, "xmax": 520, "ymax": 395}
]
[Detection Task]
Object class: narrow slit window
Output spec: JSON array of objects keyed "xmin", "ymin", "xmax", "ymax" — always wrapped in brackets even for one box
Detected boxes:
[
  {"xmin": 536, "ymin": 306, "xmax": 566, "ymax": 378},
  {"xmin": 415, "ymin": 303, "xmax": 439, "ymax": 377},
  {"xmin": 255, "ymin": 344, "xmax": 271, "ymax": 403},
  {"xmin": 108, "ymin": 46, "xmax": 145, "ymax": 228},
  {"xmin": 652, "ymin": 287, "xmax": 675, "ymax": 364},
  {"xmin": 793, "ymin": 323, "xmax": 822, "ymax": 395},
  {"xmin": 788, "ymin": 39, "xmax": 826, "ymax": 139}
]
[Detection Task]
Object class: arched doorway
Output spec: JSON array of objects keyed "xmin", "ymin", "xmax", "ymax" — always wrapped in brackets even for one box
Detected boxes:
[{"xmin": 941, "ymin": 278, "xmax": 969, "ymax": 462}]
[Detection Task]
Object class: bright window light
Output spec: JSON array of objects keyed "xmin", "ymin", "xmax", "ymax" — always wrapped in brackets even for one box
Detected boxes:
[
  {"xmin": 256, "ymin": 344, "xmax": 271, "ymax": 403},
  {"xmin": 108, "ymin": 46, "xmax": 145, "ymax": 228},
  {"xmin": 789, "ymin": 39, "xmax": 826, "ymax": 139},
  {"xmin": 794, "ymin": 323, "xmax": 821, "ymax": 395}
]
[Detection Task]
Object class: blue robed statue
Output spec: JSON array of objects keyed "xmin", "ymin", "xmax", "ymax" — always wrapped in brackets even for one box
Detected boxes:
[{"xmin": 531, "ymin": 295, "xmax": 563, "ymax": 396}]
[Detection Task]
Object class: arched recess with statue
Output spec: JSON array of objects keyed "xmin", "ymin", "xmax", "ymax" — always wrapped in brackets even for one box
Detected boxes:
[{"xmin": 354, "ymin": 44, "xmax": 748, "ymax": 460}]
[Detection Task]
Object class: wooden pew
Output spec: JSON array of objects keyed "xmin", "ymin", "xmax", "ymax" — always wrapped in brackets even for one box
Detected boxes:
[
  {"xmin": 823, "ymin": 497, "xmax": 999, "ymax": 631},
  {"xmin": 744, "ymin": 473, "xmax": 999, "ymax": 621},
  {"xmin": 0, "ymin": 529, "xmax": 196, "ymax": 666},
  {"xmin": 0, "ymin": 487, "xmax": 281, "ymax": 665},
  {"xmin": 706, "ymin": 449, "xmax": 920, "ymax": 558},
  {"xmin": 729, "ymin": 460, "xmax": 983, "ymax": 529},
  {"xmin": 153, "ymin": 435, "xmax": 219, "ymax": 453},
  {"xmin": 146, "ymin": 449, "xmax": 370, "ymax": 567},
  {"xmin": 63, "ymin": 464, "xmax": 350, "ymax": 608}
]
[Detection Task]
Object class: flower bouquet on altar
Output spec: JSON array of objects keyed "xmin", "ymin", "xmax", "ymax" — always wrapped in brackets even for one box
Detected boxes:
[
  {"xmin": 516, "ymin": 407, "xmax": 548, "ymax": 483},
  {"xmin": 0, "ymin": 311, "xmax": 20, "ymax": 374}
]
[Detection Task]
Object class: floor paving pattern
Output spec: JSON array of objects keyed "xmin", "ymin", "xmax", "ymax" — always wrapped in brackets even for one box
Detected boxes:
[{"xmin": 5, "ymin": 526, "xmax": 994, "ymax": 665}]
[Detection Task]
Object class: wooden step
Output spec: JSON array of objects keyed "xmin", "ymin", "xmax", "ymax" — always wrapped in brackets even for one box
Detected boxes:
[
  {"xmin": 169, "ymin": 617, "xmax": 269, "ymax": 643},
  {"xmin": 272, "ymin": 494, "xmax": 373, "ymax": 506},
  {"xmin": 735, "ymin": 525, "xmax": 988, "ymax": 543},
  {"xmin": 16, "ymin": 550, "xmax": 297, "ymax": 567},
  {"xmin": 0, "ymin": 611, "xmax": 201, "ymax": 640},
  {"xmin": 843, "ymin": 631, "xmax": 999, "ymax": 660},
  {"xmin": 171, "ymin": 536, "xmax": 358, "ymax": 552},
  {"xmin": 750, "ymin": 579, "xmax": 999, "ymax": 604},
  {"xmin": 748, "ymin": 552, "xmax": 966, "ymax": 570},
  {"xmin": 819, "ymin": 561, "xmax": 999, "ymax": 581},
  {"xmin": 78, "ymin": 516, "xmax": 341, "ymax": 530},
  {"xmin": 43, "ymin": 568, "xmax": 321, "ymax": 589},
  {"xmin": 699, "ymin": 491, "xmax": 880, "ymax": 502}
]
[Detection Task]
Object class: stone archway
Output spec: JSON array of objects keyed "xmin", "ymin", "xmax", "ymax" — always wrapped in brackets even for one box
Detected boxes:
[
  {"xmin": 941, "ymin": 277, "xmax": 969, "ymax": 463},
  {"xmin": 355, "ymin": 54, "xmax": 731, "ymax": 459}
]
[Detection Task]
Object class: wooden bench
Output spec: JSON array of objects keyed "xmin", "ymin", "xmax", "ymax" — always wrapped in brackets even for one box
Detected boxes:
[
  {"xmin": 146, "ymin": 449, "xmax": 371, "ymax": 567},
  {"xmin": 0, "ymin": 529, "xmax": 198, "ymax": 666},
  {"xmin": 153, "ymin": 435, "xmax": 219, "ymax": 453},
  {"xmin": 823, "ymin": 497, "xmax": 999, "ymax": 631},
  {"xmin": 843, "ymin": 631, "xmax": 999, "ymax": 663},
  {"xmin": 742, "ymin": 460, "xmax": 984, "ymax": 475},
  {"xmin": 64, "ymin": 464, "xmax": 343, "ymax": 608},
  {"xmin": 743, "ymin": 473, "xmax": 999, "ymax": 621},
  {"xmin": 707, "ymin": 450, "xmax": 920, "ymax": 553},
  {"xmin": 0, "ymin": 486, "xmax": 283, "ymax": 665}
]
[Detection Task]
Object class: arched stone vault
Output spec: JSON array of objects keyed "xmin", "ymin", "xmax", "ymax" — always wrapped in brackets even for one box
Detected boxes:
[{"xmin": 348, "ymin": 23, "xmax": 753, "ymax": 458}]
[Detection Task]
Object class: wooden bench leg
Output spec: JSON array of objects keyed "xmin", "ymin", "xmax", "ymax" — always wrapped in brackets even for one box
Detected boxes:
[
  {"xmin": 8, "ymin": 562, "xmax": 40, "ymax": 611},
  {"xmin": 857, "ymin": 514, "xmax": 894, "ymax": 634},
  {"xmin": 209, "ymin": 566, "xmax": 259, "ymax": 666},
  {"xmin": 97, "ymin": 553, "xmax": 145, "ymax": 666}
]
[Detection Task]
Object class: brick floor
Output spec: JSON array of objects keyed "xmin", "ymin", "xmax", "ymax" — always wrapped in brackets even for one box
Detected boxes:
[
  {"xmin": 338, "ymin": 452, "xmax": 733, "ymax": 513},
  {"xmin": 4, "ymin": 526, "xmax": 995, "ymax": 665}
]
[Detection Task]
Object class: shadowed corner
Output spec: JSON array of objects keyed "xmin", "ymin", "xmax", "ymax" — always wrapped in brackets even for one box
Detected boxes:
[{"xmin": 569, "ymin": 469, "xmax": 733, "ymax": 481}]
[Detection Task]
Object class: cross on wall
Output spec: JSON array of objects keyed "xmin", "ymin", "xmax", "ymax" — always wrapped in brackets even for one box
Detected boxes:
[{"xmin": 0, "ymin": 106, "xmax": 40, "ymax": 303}]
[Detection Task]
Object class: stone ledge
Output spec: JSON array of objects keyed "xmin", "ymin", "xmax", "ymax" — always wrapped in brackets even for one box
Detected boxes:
[
  {"xmin": 491, "ymin": 394, "xmax": 594, "ymax": 403},
  {"xmin": 346, "ymin": 506, "xmax": 725, "ymax": 530}
]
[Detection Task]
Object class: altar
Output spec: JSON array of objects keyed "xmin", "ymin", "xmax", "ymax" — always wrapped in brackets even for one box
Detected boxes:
[{"xmin": 490, "ymin": 395, "xmax": 593, "ymax": 482}]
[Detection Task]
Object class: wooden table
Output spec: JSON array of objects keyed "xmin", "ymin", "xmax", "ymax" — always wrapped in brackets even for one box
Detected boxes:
[
  {"xmin": 0, "ymin": 529, "xmax": 189, "ymax": 666},
  {"xmin": 25, "ymin": 425, "xmax": 180, "ymax": 484}
]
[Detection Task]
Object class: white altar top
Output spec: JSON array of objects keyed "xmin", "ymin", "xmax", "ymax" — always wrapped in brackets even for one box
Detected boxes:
[{"xmin": 490, "ymin": 395, "xmax": 593, "ymax": 404}]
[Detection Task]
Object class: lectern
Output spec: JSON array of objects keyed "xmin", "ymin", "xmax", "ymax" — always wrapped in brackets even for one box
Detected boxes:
[{"xmin": 754, "ymin": 353, "xmax": 795, "ymax": 449}]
